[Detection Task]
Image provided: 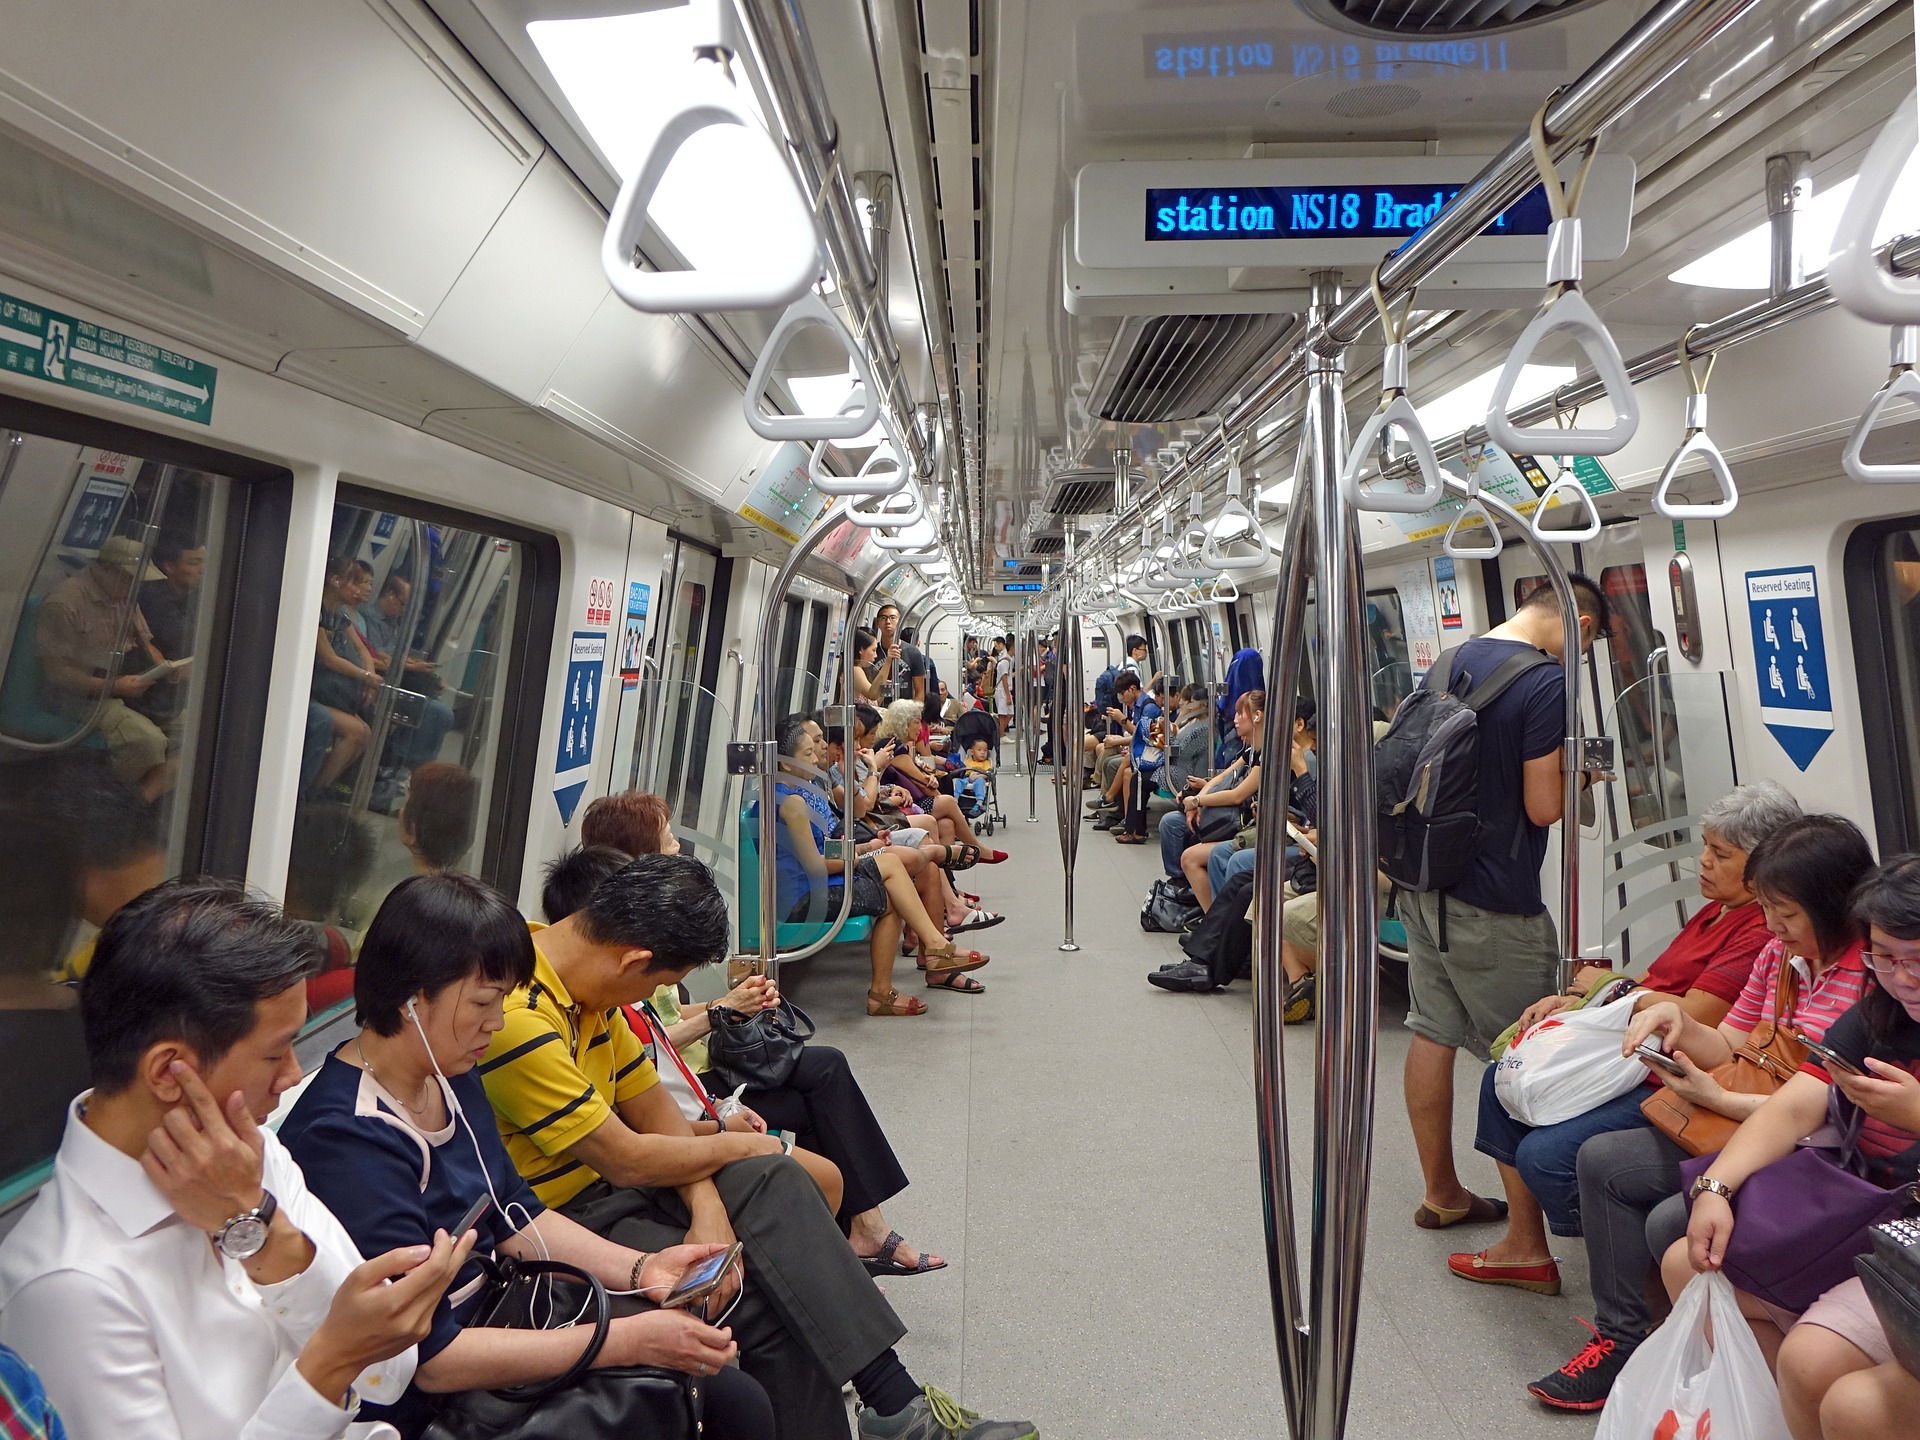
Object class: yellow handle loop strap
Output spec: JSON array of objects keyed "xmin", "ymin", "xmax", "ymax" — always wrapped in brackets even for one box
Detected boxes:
[
  {"xmin": 1678, "ymin": 325, "xmax": 1715, "ymax": 399},
  {"xmin": 1370, "ymin": 265, "xmax": 1417, "ymax": 351},
  {"xmin": 1528, "ymin": 96, "xmax": 1599, "ymax": 224},
  {"xmin": 1460, "ymin": 436, "xmax": 1483, "ymax": 481}
]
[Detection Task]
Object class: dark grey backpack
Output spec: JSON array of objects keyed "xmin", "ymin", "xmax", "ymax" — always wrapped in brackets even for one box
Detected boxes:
[{"xmin": 1374, "ymin": 645, "xmax": 1556, "ymax": 893}]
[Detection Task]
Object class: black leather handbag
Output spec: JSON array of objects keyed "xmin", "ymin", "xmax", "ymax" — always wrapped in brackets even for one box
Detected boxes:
[
  {"xmin": 1857, "ymin": 1217, "xmax": 1920, "ymax": 1380},
  {"xmin": 420, "ymin": 1257, "xmax": 700, "ymax": 1440},
  {"xmin": 705, "ymin": 997, "xmax": 815, "ymax": 1090}
]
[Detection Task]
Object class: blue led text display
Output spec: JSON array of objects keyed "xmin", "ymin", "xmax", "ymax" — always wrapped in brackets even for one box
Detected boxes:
[
  {"xmin": 1002, "ymin": 582, "xmax": 1044, "ymax": 593},
  {"xmin": 1143, "ymin": 182, "xmax": 1552, "ymax": 242},
  {"xmin": 1145, "ymin": 33, "xmax": 1512, "ymax": 81}
]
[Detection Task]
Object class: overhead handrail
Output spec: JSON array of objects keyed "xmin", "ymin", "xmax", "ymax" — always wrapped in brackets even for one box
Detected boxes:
[
  {"xmin": 1441, "ymin": 439, "xmax": 1502, "ymax": 558},
  {"xmin": 1828, "ymin": 92, "xmax": 1920, "ymax": 325},
  {"xmin": 813, "ymin": 432, "xmax": 911, "ymax": 497},
  {"xmin": 1485, "ymin": 103, "xmax": 1640, "ymax": 457},
  {"xmin": 1842, "ymin": 325, "xmax": 1920, "ymax": 482},
  {"xmin": 601, "ymin": 0, "xmax": 821, "ymax": 315},
  {"xmin": 744, "ymin": 292, "xmax": 881, "ymax": 441},
  {"xmin": 1340, "ymin": 272, "xmax": 1445, "ymax": 513},
  {"xmin": 1204, "ymin": 433, "xmax": 1271, "ymax": 570},
  {"xmin": 1653, "ymin": 328, "xmax": 1738, "ymax": 518},
  {"xmin": 845, "ymin": 482, "xmax": 923, "ymax": 529},
  {"xmin": 805, "ymin": 386, "xmax": 876, "ymax": 485}
]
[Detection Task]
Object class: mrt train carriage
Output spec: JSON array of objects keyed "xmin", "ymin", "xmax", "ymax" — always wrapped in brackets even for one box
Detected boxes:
[{"xmin": 3, "ymin": 0, "xmax": 1920, "ymax": 1436}]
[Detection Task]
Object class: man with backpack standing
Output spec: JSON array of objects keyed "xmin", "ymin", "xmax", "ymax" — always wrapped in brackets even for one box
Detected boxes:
[{"xmin": 1378, "ymin": 576, "xmax": 1608, "ymax": 1234}]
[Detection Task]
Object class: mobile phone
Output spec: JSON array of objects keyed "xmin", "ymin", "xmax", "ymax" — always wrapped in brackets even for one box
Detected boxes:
[
  {"xmin": 766, "ymin": 1128, "xmax": 796, "ymax": 1155},
  {"xmin": 1795, "ymin": 1033, "xmax": 1866, "ymax": 1077},
  {"xmin": 453, "ymin": 1194, "xmax": 492, "ymax": 1237},
  {"xmin": 662, "ymin": 1241, "xmax": 744, "ymax": 1310},
  {"xmin": 1633, "ymin": 1041, "xmax": 1688, "ymax": 1078}
]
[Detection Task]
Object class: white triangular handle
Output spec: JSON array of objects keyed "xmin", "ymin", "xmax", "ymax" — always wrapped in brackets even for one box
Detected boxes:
[
  {"xmin": 1828, "ymin": 92, "xmax": 1920, "ymax": 326},
  {"xmin": 1485, "ymin": 291, "xmax": 1640, "ymax": 457},
  {"xmin": 1167, "ymin": 531, "xmax": 1214, "ymax": 580},
  {"xmin": 1212, "ymin": 574, "xmax": 1241, "ymax": 602},
  {"xmin": 1443, "ymin": 498, "xmax": 1502, "ymax": 559},
  {"xmin": 744, "ymin": 294, "xmax": 879, "ymax": 441},
  {"xmin": 814, "ymin": 435, "xmax": 910, "ymax": 497},
  {"xmin": 1201, "ymin": 495, "xmax": 1269, "ymax": 571},
  {"xmin": 806, "ymin": 386, "xmax": 875, "ymax": 485},
  {"xmin": 601, "ymin": 64, "xmax": 820, "ymax": 315},
  {"xmin": 1530, "ymin": 472, "xmax": 1602, "ymax": 541},
  {"xmin": 1843, "ymin": 368, "xmax": 1920, "ymax": 482},
  {"xmin": 847, "ymin": 483, "xmax": 923, "ymax": 529},
  {"xmin": 1653, "ymin": 431, "xmax": 1738, "ymax": 519},
  {"xmin": 1340, "ymin": 394, "xmax": 1445, "ymax": 514}
]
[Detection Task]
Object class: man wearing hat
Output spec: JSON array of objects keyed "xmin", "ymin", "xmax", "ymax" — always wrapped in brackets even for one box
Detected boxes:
[{"xmin": 37, "ymin": 536, "xmax": 174, "ymax": 797}]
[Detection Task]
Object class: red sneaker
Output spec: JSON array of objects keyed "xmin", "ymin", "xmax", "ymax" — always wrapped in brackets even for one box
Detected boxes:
[
  {"xmin": 1446, "ymin": 1249, "xmax": 1562, "ymax": 1295},
  {"xmin": 1527, "ymin": 1319, "xmax": 1636, "ymax": 1410}
]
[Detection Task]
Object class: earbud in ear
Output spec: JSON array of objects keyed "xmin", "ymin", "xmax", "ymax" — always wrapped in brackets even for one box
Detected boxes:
[{"xmin": 406, "ymin": 997, "xmax": 420, "ymax": 1019}]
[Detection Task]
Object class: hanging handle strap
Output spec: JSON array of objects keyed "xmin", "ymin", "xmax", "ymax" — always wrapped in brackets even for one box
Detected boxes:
[
  {"xmin": 1340, "ymin": 264, "xmax": 1444, "ymax": 514},
  {"xmin": 1654, "ymin": 327, "xmax": 1737, "ymax": 519},
  {"xmin": 1528, "ymin": 99, "xmax": 1599, "ymax": 295}
]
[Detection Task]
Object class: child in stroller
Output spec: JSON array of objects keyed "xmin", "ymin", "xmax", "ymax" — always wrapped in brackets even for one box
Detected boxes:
[{"xmin": 944, "ymin": 708, "xmax": 1003, "ymax": 833}]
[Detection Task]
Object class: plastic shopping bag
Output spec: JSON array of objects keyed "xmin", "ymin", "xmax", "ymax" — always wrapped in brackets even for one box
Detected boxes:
[
  {"xmin": 1595, "ymin": 1272, "xmax": 1790, "ymax": 1440},
  {"xmin": 1494, "ymin": 987, "xmax": 1648, "ymax": 1127}
]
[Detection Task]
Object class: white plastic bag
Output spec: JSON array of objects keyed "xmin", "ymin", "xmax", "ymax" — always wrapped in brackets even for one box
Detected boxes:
[
  {"xmin": 1595, "ymin": 1272, "xmax": 1790, "ymax": 1440},
  {"xmin": 1494, "ymin": 987, "xmax": 1648, "ymax": 1127}
]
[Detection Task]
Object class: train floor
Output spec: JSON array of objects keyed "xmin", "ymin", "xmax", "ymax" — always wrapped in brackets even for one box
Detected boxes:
[{"xmin": 773, "ymin": 771, "xmax": 1610, "ymax": 1439}]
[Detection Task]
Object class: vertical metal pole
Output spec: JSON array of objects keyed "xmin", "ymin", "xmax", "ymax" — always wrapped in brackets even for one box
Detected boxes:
[
  {"xmin": 1054, "ymin": 537, "xmax": 1081, "ymax": 952},
  {"xmin": 1301, "ymin": 269, "xmax": 1378, "ymax": 1440},
  {"xmin": 1022, "ymin": 627, "xmax": 1041, "ymax": 820},
  {"xmin": 1252, "ymin": 426, "xmax": 1318, "ymax": 1433},
  {"xmin": 1765, "ymin": 152, "xmax": 1810, "ymax": 300}
]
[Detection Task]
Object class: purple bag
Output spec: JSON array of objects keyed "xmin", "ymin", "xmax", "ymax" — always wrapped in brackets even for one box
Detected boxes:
[{"xmin": 1681, "ymin": 1094, "xmax": 1918, "ymax": 1314}]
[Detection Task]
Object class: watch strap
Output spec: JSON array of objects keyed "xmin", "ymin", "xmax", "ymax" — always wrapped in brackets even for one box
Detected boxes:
[{"xmin": 1690, "ymin": 1175, "xmax": 1733, "ymax": 1201}]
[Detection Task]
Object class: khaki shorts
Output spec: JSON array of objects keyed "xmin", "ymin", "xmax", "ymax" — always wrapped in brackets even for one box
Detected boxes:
[
  {"xmin": 1400, "ymin": 890, "xmax": 1558, "ymax": 1058},
  {"xmin": 1281, "ymin": 892, "xmax": 1319, "ymax": 952},
  {"xmin": 1099, "ymin": 750, "xmax": 1126, "ymax": 789}
]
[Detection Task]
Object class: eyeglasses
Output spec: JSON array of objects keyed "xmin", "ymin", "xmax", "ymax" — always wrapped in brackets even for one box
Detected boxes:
[{"xmin": 1862, "ymin": 951, "xmax": 1920, "ymax": 980}]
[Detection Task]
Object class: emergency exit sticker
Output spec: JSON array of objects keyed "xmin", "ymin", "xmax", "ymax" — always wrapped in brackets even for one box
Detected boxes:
[
  {"xmin": 1745, "ymin": 567, "xmax": 1832, "ymax": 770},
  {"xmin": 554, "ymin": 631, "xmax": 607, "ymax": 824}
]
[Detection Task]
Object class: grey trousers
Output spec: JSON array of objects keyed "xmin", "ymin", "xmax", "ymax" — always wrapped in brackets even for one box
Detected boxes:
[
  {"xmin": 562, "ymin": 1154, "xmax": 907, "ymax": 1440},
  {"xmin": 1577, "ymin": 1124, "xmax": 1692, "ymax": 1344}
]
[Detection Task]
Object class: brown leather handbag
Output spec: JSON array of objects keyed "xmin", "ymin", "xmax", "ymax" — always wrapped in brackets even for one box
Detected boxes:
[{"xmin": 1640, "ymin": 957, "xmax": 1806, "ymax": 1156}]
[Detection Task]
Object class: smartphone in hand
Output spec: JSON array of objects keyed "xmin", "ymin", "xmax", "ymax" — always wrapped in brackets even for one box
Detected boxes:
[{"xmin": 1632, "ymin": 1041, "xmax": 1687, "ymax": 1078}]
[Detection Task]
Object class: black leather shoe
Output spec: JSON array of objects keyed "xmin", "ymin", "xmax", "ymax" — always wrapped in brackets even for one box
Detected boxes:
[{"xmin": 1147, "ymin": 959, "xmax": 1219, "ymax": 993}]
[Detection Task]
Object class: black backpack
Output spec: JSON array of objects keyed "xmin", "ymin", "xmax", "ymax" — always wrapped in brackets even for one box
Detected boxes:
[
  {"xmin": 1141, "ymin": 877, "xmax": 1203, "ymax": 934},
  {"xmin": 1375, "ymin": 645, "xmax": 1556, "ymax": 893}
]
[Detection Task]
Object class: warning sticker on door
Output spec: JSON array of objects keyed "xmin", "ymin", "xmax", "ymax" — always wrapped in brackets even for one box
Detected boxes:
[
  {"xmin": 1745, "ymin": 567, "xmax": 1832, "ymax": 771},
  {"xmin": 554, "ymin": 631, "xmax": 607, "ymax": 824}
]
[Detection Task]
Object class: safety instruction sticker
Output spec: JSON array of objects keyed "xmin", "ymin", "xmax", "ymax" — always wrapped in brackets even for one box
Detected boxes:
[
  {"xmin": 554, "ymin": 631, "xmax": 607, "ymax": 824},
  {"xmin": 0, "ymin": 287, "xmax": 215, "ymax": 424},
  {"xmin": 1745, "ymin": 566, "xmax": 1832, "ymax": 771}
]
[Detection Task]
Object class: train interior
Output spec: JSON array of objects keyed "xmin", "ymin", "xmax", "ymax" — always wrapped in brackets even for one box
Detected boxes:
[{"xmin": 5, "ymin": 0, "xmax": 1920, "ymax": 1435}]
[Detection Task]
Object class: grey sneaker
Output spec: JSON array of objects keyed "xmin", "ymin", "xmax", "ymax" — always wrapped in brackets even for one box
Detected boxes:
[{"xmin": 858, "ymin": 1387, "xmax": 1038, "ymax": 1440}]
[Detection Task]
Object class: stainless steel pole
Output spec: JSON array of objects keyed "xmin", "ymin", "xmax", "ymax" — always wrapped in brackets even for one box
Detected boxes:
[
  {"xmin": 1251, "ymin": 426, "xmax": 1318, "ymax": 1432},
  {"xmin": 1055, "ymin": 537, "xmax": 1081, "ymax": 952},
  {"xmin": 1301, "ymin": 272, "xmax": 1380, "ymax": 1440}
]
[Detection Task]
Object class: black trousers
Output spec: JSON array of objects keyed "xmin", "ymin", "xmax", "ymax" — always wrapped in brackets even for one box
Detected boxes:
[
  {"xmin": 729, "ymin": 1045, "xmax": 909, "ymax": 1227},
  {"xmin": 562, "ymin": 1155, "xmax": 906, "ymax": 1440},
  {"xmin": 1180, "ymin": 865, "xmax": 1257, "ymax": 987},
  {"xmin": 1122, "ymin": 763, "xmax": 1158, "ymax": 835}
]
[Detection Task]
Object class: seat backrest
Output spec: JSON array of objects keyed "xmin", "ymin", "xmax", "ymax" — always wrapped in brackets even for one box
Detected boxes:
[
  {"xmin": 0, "ymin": 596, "xmax": 85, "ymax": 744},
  {"xmin": 736, "ymin": 810, "xmax": 764, "ymax": 948}
]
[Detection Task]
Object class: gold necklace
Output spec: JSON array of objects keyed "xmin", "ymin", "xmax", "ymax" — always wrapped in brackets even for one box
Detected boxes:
[{"xmin": 353, "ymin": 1037, "xmax": 436, "ymax": 1121}]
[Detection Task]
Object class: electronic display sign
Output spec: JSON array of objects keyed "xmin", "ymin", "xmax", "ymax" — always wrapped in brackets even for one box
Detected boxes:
[
  {"xmin": 1145, "ymin": 182, "xmax": 1552, "ymax": 242},
  {"xmin": 1002, "ymin": 582, "xmax": 1044, "ymax": 593}
]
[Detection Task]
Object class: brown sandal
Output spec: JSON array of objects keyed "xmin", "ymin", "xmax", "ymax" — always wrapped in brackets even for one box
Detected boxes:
[
  {"xmin": 866, "ymin": 988, "xmax": 927, "ymax": 1017},
  {"xmin": 920, "ymin": 943, "xmax": 990, "ymax": 975}
]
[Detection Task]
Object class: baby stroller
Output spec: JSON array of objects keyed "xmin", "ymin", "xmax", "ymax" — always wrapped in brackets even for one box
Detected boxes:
[{"xmin": 946, "ymin": 708, "xmax": 1004, "ymax": 835}]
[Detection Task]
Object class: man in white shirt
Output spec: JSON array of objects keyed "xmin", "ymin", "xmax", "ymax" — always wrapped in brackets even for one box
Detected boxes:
[{"xmin": 0, "ymin": 880, "xmax": 470, "ymax": 1440}]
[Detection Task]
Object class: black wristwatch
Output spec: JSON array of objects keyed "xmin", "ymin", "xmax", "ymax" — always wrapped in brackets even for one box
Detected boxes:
[{"xmin": 215, "ymin": 1189, "xmax": 279, "ymax": 1261}]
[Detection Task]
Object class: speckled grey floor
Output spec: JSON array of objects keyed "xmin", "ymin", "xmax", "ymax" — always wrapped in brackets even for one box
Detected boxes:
[{"xmin": 769, "ymin": 771, "xmax": 1608, "ymax": 1440}]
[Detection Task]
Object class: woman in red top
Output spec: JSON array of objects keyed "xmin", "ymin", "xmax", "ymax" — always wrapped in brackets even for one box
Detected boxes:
[{"xmin": 1454, "ymin": 783, "xmax": 1803, "ymax": 1289}]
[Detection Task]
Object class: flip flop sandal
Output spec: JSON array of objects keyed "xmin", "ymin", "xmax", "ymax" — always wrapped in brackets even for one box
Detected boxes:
[
  {"xmin": 859, "ymin": 1231, "xmax": 949, "ymax": 1277},
  {"xmin": 925, "ymin": 969, "xmax": 985, "ymax": 993},
  {"xmin": 866, "ymin": 988, "xmax": 927, "ymax": 1017},
  {"xmin": 952, "ymin": 908, "xmax": 1004, "ymax": 933},
  {"xmin": 921, "ymin": 945, "xmax": 990, "ymax": 975}
]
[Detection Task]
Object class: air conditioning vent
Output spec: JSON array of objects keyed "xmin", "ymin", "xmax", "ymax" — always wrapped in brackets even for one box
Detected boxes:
[
  {"xmin": 1088, "ymin": 314, "xmax": 1296, "ymax": 423},
  {"xmin": 1043, "ymin": 469, "xmax": 1116, "ymax": 517},
  {"xmin": 1297, "ymin": 0, "xmax": 1606, "ymax": 36},
  {"xmin": 1028, "ymin": 533, "xmax": 1064, "ymax": 556}
]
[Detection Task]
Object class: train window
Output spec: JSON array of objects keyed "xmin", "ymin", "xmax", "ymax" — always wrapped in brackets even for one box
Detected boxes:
[
  {"xmin": 284, "ymin": 495, "xmax": 539, "ymax": 1024},
  {"xmin": 1514, "ymin": 574, "xmax": 1551, "ymax": 608},
  {"xmin": 1846, "ymin": 519, "xmax": 1920, "ymax": 851},
  {"xmin": 1365, "ymin": 588, "xmax": 1414, "ymax": 719},
  {"xmin": 0, "ymin": 420, "xmax": 284, "ymax": 1205},
  {"xmin": 1598, "ymin": 564, "xmax": 1679, "ymax": 832}
]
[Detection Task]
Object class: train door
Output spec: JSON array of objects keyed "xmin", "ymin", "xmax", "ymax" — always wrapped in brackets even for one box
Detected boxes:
[{"xmin": 635, "ymin": 535, "xmax": 726, "ymax": 828}]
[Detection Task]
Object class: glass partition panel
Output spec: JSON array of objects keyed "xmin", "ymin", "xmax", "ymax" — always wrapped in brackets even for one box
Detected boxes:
[{"xmin": 1595, "ymin": 669, "xmax": 1737, "ymax": 973}]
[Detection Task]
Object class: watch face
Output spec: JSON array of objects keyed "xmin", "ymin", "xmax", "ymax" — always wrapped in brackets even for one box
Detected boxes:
[{"xmin": 221, "ymin": 1215, "xmax": 270, "ymax": 1260}]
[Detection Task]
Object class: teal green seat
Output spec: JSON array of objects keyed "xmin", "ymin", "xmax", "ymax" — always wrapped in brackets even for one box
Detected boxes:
[
  {"xmin": 0, "ymin": 596, "xmax": 109, "ymax": 749},
  {"xmin": 1378, "ymin": 915, "xmax": 1409, "ymax": 963},
  {"xmin": 737, "ymin": 811, "xmax": 873, "ymax": 951}
]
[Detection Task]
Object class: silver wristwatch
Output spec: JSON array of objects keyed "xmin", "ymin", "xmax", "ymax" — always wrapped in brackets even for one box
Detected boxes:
[
  {"xmin": 1688, "ymin": 1175, "xmax": 1733, "ymax": 1203},
  {"xmin": 215, "ymin": 1190, "xmax": 279, "ymax": 1260}
]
